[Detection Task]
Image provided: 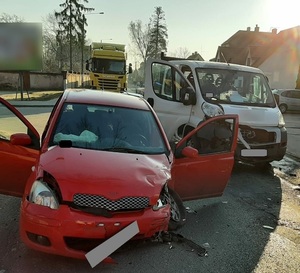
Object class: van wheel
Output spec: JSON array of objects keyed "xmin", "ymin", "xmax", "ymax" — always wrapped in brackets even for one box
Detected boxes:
[
  {"xmin": 168, "ymin": 188, "xmax": 186, "ymax": 231},
  {"xmin": 279, "ymin": 104, "xmax": 287, "ymax": 113}
]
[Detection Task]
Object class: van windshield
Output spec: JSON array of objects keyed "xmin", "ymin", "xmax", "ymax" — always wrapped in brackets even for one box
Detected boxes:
[{"xmin": 196, "ymin": 68, "xmax": 276, "ymax": 107}]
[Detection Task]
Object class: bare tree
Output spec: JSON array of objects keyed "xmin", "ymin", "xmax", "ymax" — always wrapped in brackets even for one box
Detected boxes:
[
  {"xmin": 128, "ymin": 20, "xmax": 152, "ymax": 67},
  {"xmin": 0, "ymin": 13, "xmax": 23, "ymax": 23},
  {"xmin": 170, "ymin": 47, "xmax": 191, "ymax": 59},
  {"xmin": 42, "ymin": 13, "xmax": 65, "ymax": 72}
]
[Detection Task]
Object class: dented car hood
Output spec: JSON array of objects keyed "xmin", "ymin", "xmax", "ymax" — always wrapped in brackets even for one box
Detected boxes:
[
  {"xmin": 221, "ymin": 104, "xmax": 281, "ymax": 127},
  {"xmin": 39, "ymin": 146, "xmax": 171, "ymax": 201}
]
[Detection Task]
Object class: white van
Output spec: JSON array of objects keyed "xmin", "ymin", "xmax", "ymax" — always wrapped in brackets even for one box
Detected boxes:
[{"xmin": 144, "ymin": 58, "xmax": 287, "ymax": 165}]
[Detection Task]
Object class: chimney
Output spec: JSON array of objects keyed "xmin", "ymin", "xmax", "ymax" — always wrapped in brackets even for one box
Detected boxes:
[
  {"xmin": 271, "ymin": 28, "xmax": 277, "ymax": 34},
  {"xmin": 247, "ymin": 27, "xmax": 251, "ymax": 31},
  {"xmin": 255, "ymin": 24, "xmax": 259, "ymax": 32}
]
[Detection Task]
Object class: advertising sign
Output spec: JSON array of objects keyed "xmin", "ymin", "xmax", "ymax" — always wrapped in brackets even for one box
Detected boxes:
[{"xmin": 0, "ymin": 23, "xmax": 42, "ymax": 71}]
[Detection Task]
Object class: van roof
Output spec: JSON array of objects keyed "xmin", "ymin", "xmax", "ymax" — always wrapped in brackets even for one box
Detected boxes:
[{"xmin": 169, "ymin": 60, "xmax": 263, "ymax": 73}]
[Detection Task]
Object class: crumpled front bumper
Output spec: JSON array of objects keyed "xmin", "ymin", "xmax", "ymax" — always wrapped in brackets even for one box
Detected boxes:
[{"xmin": 20, "ymin": 200, "xmax": 170, "ymax": 259}]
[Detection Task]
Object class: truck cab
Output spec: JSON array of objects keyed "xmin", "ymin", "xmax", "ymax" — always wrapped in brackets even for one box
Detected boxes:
[
  {"xmin": 144, "ymin": 58, "xmax": 287, "ymax": 165},
  {"xmin": 86, "ymin": 43, "xmax": 132, "ymax": 92}
]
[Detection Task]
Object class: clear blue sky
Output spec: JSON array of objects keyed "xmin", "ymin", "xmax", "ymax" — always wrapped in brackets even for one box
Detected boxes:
[{"xmin": 2, "ymin": 0, "xmax": 299, "ymax": 64}]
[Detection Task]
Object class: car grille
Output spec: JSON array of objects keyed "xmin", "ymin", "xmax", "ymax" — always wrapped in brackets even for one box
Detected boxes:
[
  {"xmin": 73, "ymin": 194, "xmax": 149, "ymax": 211},
  {"xmin": 239, "ymin": 126, "xmax": 276, "ymax": 144}
]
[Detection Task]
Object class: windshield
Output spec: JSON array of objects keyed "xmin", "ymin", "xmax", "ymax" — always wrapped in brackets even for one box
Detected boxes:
[
  {"xmin": 50, "ymin": 103, "xmax": 168, "ymax": 154},
  {"xmin": 91, "ymin": 58, "xmax": 126, "ymax": 75},
  {"xmin": 196, "ymin": 68, "xmax": 276, "ymax": 107}
]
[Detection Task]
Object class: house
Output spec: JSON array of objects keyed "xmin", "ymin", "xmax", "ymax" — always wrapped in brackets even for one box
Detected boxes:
[{"xmin": 214, "ymin": 25, "xmax": 300, "ymax": 89}]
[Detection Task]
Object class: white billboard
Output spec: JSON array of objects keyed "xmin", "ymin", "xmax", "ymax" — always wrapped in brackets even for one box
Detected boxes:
[{"xmin": 0, "ymin": 23, "xmax": 42, "ymax": 71}]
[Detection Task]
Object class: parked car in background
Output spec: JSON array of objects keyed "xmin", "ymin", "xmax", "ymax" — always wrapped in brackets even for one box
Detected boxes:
[
  {"xmin": 272, "ymin": 89, "xmax": 300, "ymax": 113},
  {"xmin": 0, "ymin": 89, "xmax": 239, "ymax": 260}
]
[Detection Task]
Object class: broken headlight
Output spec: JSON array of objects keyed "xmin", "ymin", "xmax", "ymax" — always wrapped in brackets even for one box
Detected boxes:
[
  {"xmin": 29, "ymin": 181, "xmax": 59, "ymax": 209},
  {"xmin": 152, "ymin": 184, "xmax": 169, "ymax": 211}
]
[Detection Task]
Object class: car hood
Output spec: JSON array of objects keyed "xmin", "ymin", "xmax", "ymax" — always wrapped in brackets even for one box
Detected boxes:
[
  {"xmin": 221, "ymin": 104, "xmax": 280, "ymax": 127},
  {"xmin": 39, "ymin": 146, "xmax": 171, "ymax": 201}
]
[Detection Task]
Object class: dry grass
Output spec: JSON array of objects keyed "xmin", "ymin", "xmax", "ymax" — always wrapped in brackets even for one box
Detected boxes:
[{"xmin": 0, "ymin": 91, "xmax": 63, "ymax": 101}]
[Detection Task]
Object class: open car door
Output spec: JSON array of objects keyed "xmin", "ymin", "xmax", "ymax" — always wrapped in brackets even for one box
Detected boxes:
[
  {"xmin": 0, "ymin": 98, "xmax": 40, "ymax": 197},
  {"xmin": 170, "ymin": 114, "xmax": 239, "ymax": 201}
]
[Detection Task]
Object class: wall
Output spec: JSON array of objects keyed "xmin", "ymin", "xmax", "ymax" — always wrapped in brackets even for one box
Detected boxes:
[{"xmin": 0, "ymin": 71, "xmax": 91, "ymax": 91}]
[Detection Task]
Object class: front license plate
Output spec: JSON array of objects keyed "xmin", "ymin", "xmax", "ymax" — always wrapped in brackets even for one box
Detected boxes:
[{"xmin": 241, "ymin": 149, "xmax": 267, "ymax": 157}]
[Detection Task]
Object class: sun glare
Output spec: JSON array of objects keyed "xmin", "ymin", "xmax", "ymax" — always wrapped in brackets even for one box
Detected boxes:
[{"xmin": 265, "ymin": 0, "xmax": 299, "ymax": 31}]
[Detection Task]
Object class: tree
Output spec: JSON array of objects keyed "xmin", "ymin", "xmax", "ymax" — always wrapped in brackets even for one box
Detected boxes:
[
  {"xmin": 55, "ymin": 0, "xmax": 94, "ymax": 71},
  {"xmin": 128, "ymin": 7, "xmax": 168, "ymax": 82},
  {"xmin": 0, "ymin": 13, "xmax": 23, "ymax": 23},
  {"xmin": 170, "ymin": 47, "xmax": 191, "ymax": 59},
  {"xmin": 148, "ymin": 7, "xmax": 168, "ymax": 59},
  {"xmin": 128, "ymin": 20, "xmax": 152, "ymax": 69},
  {"xmin": 42, "ymin": 13, "xmax": 66, "ymax": 72}
]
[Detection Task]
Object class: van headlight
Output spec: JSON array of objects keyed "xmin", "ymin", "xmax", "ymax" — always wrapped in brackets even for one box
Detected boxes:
[
  {"xmin": 201, "ymin": 102, "xmax": 224, "ymax": 117},
  {"xmin": 278, "ymin": 111, "xmax": 285, "ymax": 127},
  {"xmin": 29, "ymin": 181, "xmax": 59, "ymax": 209}
]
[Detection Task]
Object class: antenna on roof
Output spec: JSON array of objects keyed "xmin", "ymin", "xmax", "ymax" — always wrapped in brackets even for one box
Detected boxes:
[{"xmin": 221, "ymin": 52, "xmax": 230, "ymax": 66}]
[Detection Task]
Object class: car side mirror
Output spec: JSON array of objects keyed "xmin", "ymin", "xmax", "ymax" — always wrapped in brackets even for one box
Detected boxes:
[
  {"xmin": 10, "ymin": 133, "xmax": 32, "ymax": 146},
  {"xmin": 180, "ymin": 87, "xmax": 196, "ymax": 105},
  {"xmin": 181, "ymin": 146, "xmax": 198, "ymax": 158}
]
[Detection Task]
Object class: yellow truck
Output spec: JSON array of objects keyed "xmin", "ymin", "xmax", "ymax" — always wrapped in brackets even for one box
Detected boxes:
[{"xmin": 85, "ymin": 42, "xmax": 132, "ymax": 92}]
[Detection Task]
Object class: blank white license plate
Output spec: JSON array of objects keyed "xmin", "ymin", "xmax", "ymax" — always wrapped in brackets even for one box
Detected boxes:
[{"xmin": 241, "ymin": 149, "xmax": 267, "ymax": 157}]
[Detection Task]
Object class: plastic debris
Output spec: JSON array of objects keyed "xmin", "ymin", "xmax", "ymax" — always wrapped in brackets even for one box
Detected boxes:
[
  {"xmin": 263, "ymin": 225, "xmax": 274, "ymax": 230},
  {"xmin": 186, "ymin": 207, "xmax": 197, "ymax": 214},
  {"xmin": 202, "ymin": 243, "xmax": 210, "ymax": 248}
]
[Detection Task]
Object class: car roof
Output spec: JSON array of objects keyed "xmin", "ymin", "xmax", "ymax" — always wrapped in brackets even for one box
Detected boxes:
[{"xmin": 61, "ymin": 89, "xmax": 150, "ymax": 110}]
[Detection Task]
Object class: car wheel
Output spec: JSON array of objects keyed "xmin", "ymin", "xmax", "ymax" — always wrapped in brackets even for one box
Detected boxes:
[
  {"xmin": 168, "ymin": 187, "xmax": 186, "ymax": 231},
  {"xmin": 279, "ymin": 104, "xmax": 287, "ymax": 113}
]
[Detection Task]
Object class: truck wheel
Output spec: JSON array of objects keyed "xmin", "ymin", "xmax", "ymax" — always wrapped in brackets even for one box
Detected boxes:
[{"xmin": 168, "ymin": 187, "xmax": 186, "ymax": 231}]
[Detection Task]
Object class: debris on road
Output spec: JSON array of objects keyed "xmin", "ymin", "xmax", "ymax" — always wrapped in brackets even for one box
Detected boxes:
[
  {"xmin": 263, "ymin": 225, "xmax": 274, "ymax": 230},
  {"xmin": 153, "ymin": 231, "xmax": 208, "ymax": 257}
]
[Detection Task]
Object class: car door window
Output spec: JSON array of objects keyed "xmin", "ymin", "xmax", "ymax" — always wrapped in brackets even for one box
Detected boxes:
[
  {"xmin": 0, "ymin": 103, "xmax": 29, "ymax": 141},
  {"xmin": 151, "ymin": 62, "xmax": 188, "ymax": 102},
  {"xmin": 175, "ymin": 118, "xmax": 236, "ymax": 157}
]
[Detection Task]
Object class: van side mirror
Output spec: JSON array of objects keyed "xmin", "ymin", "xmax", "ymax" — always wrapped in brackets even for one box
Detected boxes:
[{"xmin": 180, "ymin": 87, "xmax": 196, "ymax": 105}]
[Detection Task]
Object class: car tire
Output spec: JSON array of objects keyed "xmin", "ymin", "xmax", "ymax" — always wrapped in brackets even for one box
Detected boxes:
[
  {"xmin": 279, "ymin": 104, "xmax": 287, "ymax": 113},
  {"xmin": 168, "ymin": 187, "xmax": 186, "ymax": 231}
]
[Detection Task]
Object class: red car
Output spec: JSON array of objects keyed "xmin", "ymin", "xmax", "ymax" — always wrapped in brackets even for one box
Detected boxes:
[{"xmin": 0, "ymin": 89, "xmax": 238, "ymax": 259}]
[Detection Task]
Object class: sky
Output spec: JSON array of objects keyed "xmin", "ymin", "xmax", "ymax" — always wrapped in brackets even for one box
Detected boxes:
[{"xmin": 1, "ymin": 0, "xmax": 300, "ymax": 65}]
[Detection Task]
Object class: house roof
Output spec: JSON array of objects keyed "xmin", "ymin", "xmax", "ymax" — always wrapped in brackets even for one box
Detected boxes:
[{"xmin": 216, "ymin": 25, "xmax": 300, "ymax": 67}]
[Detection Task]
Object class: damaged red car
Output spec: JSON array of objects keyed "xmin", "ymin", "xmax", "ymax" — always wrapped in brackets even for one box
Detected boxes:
[{"xmin": 0, "ymin": 89, "xmax": 238, "ymax": 259}]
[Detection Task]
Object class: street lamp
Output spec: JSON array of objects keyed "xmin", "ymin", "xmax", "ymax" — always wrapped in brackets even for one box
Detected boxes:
[{"xmin": 81, "ymin": 12, "xmax": 104, "ymax": 87}]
